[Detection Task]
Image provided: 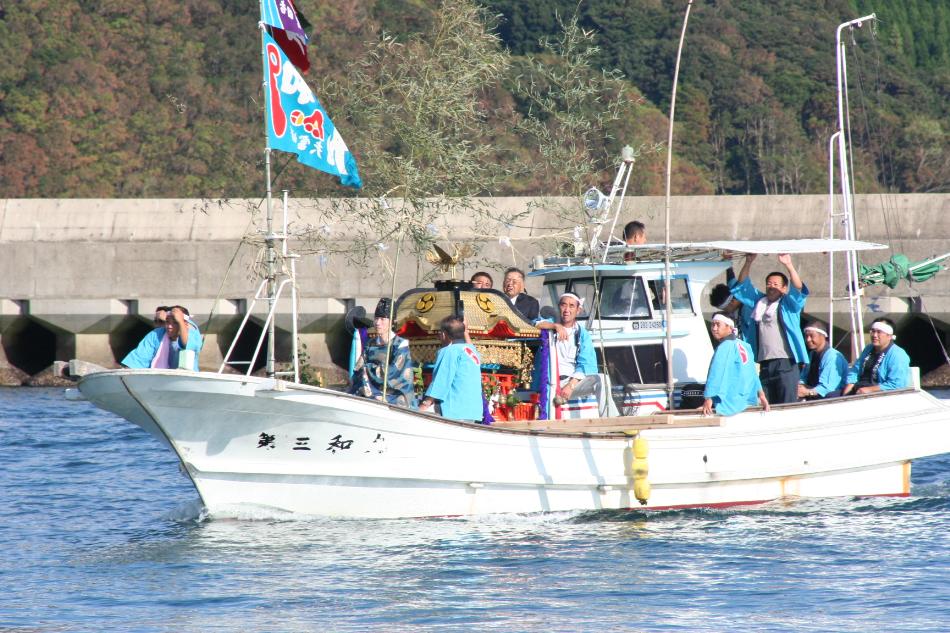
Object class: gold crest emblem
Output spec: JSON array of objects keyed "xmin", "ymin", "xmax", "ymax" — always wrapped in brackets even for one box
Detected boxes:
[
  {"xmin": 476, "ymin": 293, "xmax": 495, "ymax": 313},
  {"xmin": 415, "ymin": 293, "xmax": 435, "ymax": 313}
]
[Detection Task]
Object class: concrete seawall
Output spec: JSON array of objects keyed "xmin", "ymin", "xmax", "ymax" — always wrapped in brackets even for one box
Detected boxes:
[{"xmin": 2, "ymin": 195, "xmax": 949, "ymax": 384}]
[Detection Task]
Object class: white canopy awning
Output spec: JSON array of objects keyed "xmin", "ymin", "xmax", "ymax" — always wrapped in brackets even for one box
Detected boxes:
[
  {"xmin": 696, "ymin": 239, "xmax": 887, "ymax": 254},
  {"xmin": 542, "ymin": 239, "xmax": 892, "ymax": 269}
]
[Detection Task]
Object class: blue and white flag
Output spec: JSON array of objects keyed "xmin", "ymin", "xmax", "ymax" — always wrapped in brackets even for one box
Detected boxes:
[{"xmin": 262, "ymin": 32, "xmax": 362, "ymax": 188}]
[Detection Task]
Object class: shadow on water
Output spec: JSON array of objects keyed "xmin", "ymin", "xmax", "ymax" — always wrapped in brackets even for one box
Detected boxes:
[{"xmin": 568, "ymin": 492, "xmax": 950, "ymax": 525}]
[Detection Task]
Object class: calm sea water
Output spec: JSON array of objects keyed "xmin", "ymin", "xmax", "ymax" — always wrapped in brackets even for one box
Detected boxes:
[{"xmin": 1, "ymin": 387, "xmax": 948, "ymax": 632}]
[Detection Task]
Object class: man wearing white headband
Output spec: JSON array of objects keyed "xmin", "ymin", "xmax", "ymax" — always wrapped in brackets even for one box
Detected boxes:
[
  {"xmin": 537, "ymin": 292, "xmax": 598, "ymax": 402},
  {"xmin": 702, "ymin": 312, "xmax": 769, "ymax": 416},
  {"xmin": 797, "ymin": 320, "xmax": 848, "ymax": 399},
  {"xmin": 122, "ymin": 305, "xmax": 202, "ymax": 371},
  {"xmin": 731, "ymin": 253, "xmax": 809, "ymax": 405},
  {"xmin": 843, "ymin": 318, "xmax": 910, "ymax": 395},
  {"xmin": 709, "ymin": 271, "xmax": 754, "ymax": 349}
]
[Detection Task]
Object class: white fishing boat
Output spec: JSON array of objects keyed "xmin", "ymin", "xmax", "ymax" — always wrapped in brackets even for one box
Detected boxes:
[
  {"xmin": 78, "ymin": 232, "xmax": 950, "ymax": 518},
  {"xmin": 79, "ymin": 302, "xmax": 950, "ymax": 519},
  {"xmin": 78, "ymin": 8, "xmax": 950, "ymax": 518}
]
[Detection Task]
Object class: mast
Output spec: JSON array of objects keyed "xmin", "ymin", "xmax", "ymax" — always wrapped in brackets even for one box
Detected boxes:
[
  {"xmin": 591, "ymin": 145, "xmax": 635, "ymax": 262},
  {"xmin": 283, "ymin": 189, "xmax": 300, "ymax": 383},
  {"xmin": 265, "ymin": 179, "xmax": 277, "ymax": 378},
  {"xmin": 260, "ymin": 2, "xmax": 277, "ymax": 378},
  {"xmin": 663, "ymin": 0, "xmax": 694, "ymax": 406},
  {"xmin": 835, "ymin": 14, "xmax": 876, "ymax": 355},
  {"xmin": 588, "ymin": 148, "xmax": 635, "ymax": 416},
  {"xmin": 246, "ymin": 0, "xmax": 354, "ymax": 383}
]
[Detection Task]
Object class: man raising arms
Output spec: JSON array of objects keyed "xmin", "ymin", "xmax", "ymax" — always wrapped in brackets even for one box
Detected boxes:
[{"xmin": 731, "ymin": 253, "xmax": 809, "ymax": 404}]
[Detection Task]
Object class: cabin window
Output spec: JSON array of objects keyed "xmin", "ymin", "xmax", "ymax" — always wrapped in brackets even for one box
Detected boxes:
[
  {"xmin": 541, "ymin": 281, "xmax": 567, "ymax": 317},
  {"xmin": 565, "ymin": 279, "xmax": 597, "ymax": 318},
  {"xmin": 598, "ymin": 277, "xmax": 651, "ymax": 319},
  {"xmin": 556, "ymin": 277, "xmax": 651, "ymax": 320},
  {"xmin": 597, "ymin": 344, "xmax": 668, "ymax": 385},
  {"xmin": 648, "ymin": 278, "xmax": 693, "ymax": 314}
]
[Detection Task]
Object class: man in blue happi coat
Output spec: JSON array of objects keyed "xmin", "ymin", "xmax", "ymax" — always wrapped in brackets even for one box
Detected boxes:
[
  {"xmin": 536, "ymin": 292, "xmax": 598, "ymax": 402},
  {"xmin": 702, "ymin": 312, "xmax": 769, "ymax": 416},
  {"xmin": 797, "ymin": 319, "xmax": 848, "ymax": 399},
  {"xmin": 419, "ymin": 315, "xmax": 483, "ymax": 421},
  {"xmin": 731, "ymin": 253, "xmax": 809, "ymax": 405},
  {"xmin": 350, "ymin": 298, "xmax": 418, "ymax": 408},
  {"xmin": 709, "ymin": 254, "xmax": 756, "ymax": 351},
  {"xmin": 122, "ymin": 305, "xmax": 202, "ymax": 371},
  {"xmin": 843, "ymin": 318, "xmax": 911, "ymax": 395}
]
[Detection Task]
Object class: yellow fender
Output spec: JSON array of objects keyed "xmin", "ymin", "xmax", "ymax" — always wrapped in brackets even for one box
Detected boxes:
[{"xmin": 631, "ymin": 434, "xmax": 650, "ymax": 505}]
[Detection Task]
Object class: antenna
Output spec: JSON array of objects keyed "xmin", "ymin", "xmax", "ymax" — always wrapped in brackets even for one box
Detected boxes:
[{"xmin": 835, "ymin": 13, "xmax": 877, "ymax": 356}]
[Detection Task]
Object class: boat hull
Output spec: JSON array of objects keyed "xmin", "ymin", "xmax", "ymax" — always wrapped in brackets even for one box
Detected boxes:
[{"xmin": 79, "ymin": 370, "xmax": 950, "ymax": 518}]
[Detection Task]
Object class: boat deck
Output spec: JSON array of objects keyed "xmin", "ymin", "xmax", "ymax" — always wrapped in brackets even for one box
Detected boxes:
[{"xmin": 492, "ymin": 413, "xmax": 722, "ymax": 434}]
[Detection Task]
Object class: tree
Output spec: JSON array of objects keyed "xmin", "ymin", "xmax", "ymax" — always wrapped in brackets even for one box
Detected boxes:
[
  {"xmin": 510, "ymin": 10, "xmax": 668, "ymax": 230},
  {"xmin": 296, "ymin": 0, "xmax": 522, "ymax": 271}
]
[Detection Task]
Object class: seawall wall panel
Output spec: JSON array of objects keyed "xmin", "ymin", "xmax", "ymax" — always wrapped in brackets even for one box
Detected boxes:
[{"xmin": 1, "ymin": 195, "xmax": 949, "ymax": 381}]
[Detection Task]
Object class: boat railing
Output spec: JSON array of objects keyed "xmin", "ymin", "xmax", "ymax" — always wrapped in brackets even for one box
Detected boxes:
[
  {"xmin": 218, "ymin": 276, "xmax": 299, "ymax": 381},
  {"xmin": 532, "ymin": 244, "xmax": 729, "ymax": 271},
  {"xmin": 217, "ymin": 188, "xmax": 300, "ymax": 382},
  {"xmin": 493, "ymin": 412, "xmax": 721, "ymax": 434}
]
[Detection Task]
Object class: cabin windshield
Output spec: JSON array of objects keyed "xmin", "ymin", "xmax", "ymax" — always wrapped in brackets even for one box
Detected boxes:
[{"xmin": 542, "ymin": 276, "xmax": 653, "ymax": 320}]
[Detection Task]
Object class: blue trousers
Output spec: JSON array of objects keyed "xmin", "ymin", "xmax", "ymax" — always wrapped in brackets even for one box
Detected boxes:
[{"xmin": 760, "ymin": 358, "xmax": 799, "ymax": 405}]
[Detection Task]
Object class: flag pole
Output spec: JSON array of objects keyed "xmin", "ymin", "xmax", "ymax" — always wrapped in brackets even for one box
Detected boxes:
[
  {"xmin": 260, "ymin": 3, "xmax": 277, "ymax": 378},
  {"xmin": 265, "ymin": 156, "xmax": 277, "ymax": 379},
  {"xmin": 256, "ymin": 1, "xmax": 359, "ymax": 382}
]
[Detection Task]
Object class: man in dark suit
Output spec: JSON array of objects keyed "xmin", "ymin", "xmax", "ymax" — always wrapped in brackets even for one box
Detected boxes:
[{"xmin": 503, "ymin": 267, "xmax": 540, "ymax": 321}]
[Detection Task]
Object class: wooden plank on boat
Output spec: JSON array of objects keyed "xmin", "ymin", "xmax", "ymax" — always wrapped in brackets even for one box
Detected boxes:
[{"xmin": 492, "ymin": 414, "xmax": 721, "ymax": 434}]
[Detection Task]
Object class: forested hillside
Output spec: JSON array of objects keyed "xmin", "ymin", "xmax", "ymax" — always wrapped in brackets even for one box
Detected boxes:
[
  {"xmin": 1, "ymin": 0, "xmax": 948, "ymax": 198},
  {"xmin": 484, "ymin": 0, "xmax": 950, "ymax": 195}
]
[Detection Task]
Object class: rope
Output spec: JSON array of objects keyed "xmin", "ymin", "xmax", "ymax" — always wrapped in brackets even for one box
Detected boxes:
[
  {"xmin": 869, "ymin": 28, "xmax": 901, "ymax": 193},
  {"xmin": 849, "ymin": 27, "xmax": 950, "ymax": 369},
  {"xmin": 205, "ymin": 204, "xmax": 262, "ymax": 327},
  {"xmin": 904, "ymin": 286, "xmax": 950, "ymax": 367},
  {"xmin": 850, "ymin": 25, "xmax": 905, "ymax": 254}
]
